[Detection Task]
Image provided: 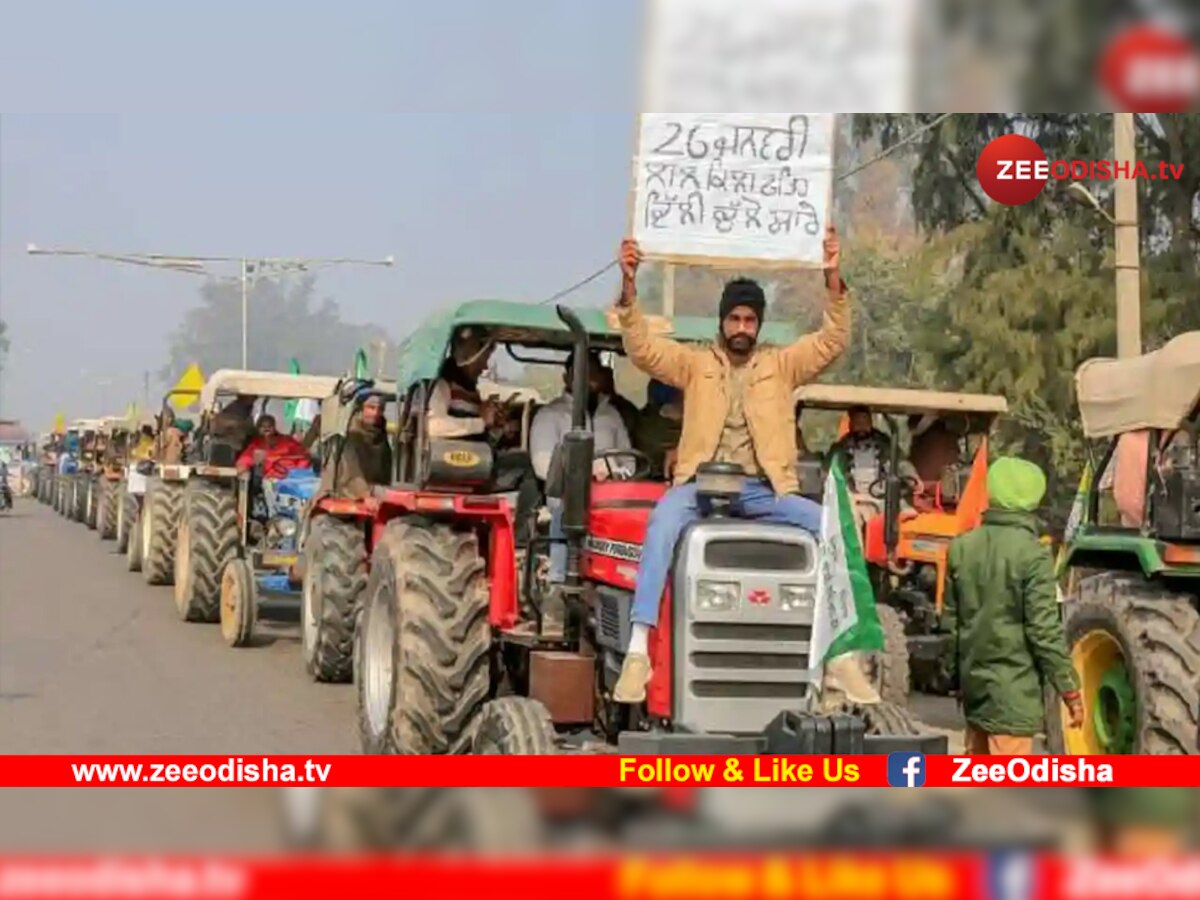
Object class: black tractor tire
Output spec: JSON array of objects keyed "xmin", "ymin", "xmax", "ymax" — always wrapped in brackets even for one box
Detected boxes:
[
  {"xmin": 1046, "ymin": 572, "xmax": 1200, "ymax": 755},
  {"xmin": 84, "ymin": 477, "xmax": 99, "ymax": 530},
  {"xmin": 857, "ymin": 700, "xmax": 926, "ymax": 737},
  {"xmin": 279, "ymin": 787, "xmax": 544, "ymax": 852},
  {"xmin": 55, "ymin": 477, "xmax": 65, "ymax": 515},
  {"xmin": 97, "ymin": 479, "xmax": 119, "ymax": 540},
  {"xmin": 219, "ymin": 558, "xmax": 258, "ymax": 647},
  {"xmin": 126, "ymin": 507, "xmax": 144, "ymax": 572},
  {"xmin": 71, "ymin": 477, "xmax": 86, "ymax": 522},
  {"xmin": 60, "ymin": 477, "xmax": 71, "ymax": 516},
  {"xmin": 472, "ymin": 696, "xmax": 558, "ymax": 754},
  {"xmin": 115, "ymin": 483, "xmax": 137, "ymax": 553},
  {"xmin": 866, "ymin": 603, "xmax": 911, "ymax": 706},
  {"xmin": 356, "ymin": 519, "xmax": 491, "ymax": 755},
  {"xmin": 174, "ymin": 479, "xmax": 238, "ymax": 623},
  {"xmin": 303, "ymin": 515, "xmax": 368, "ymax": 684},
  {"xmin": 141, "ymin": 479, "xmax": 184, "ymax": 586}
]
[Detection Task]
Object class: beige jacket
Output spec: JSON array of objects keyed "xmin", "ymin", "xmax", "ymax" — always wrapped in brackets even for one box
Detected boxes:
[{"xmin": 616, "ymin": 288, "xmax": 850, "ymax": 495}]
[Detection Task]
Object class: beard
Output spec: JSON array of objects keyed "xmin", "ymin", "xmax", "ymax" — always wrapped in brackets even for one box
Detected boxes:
[{"xmin": 724, "ymin": 333, "xmax": 757, "ymax": 354}]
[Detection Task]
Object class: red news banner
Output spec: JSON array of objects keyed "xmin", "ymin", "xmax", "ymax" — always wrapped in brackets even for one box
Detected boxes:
[
  {"xmin": 1, "ymin": 754, "xmax": 1198, "ymax": 787},
  {"xmin": 1, "ymin": 856, "xmax": 1200, "ymax": 900}
]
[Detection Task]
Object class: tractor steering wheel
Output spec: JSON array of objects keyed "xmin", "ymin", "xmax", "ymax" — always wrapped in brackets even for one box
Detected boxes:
[
  {"xmin": 595, "ymin": 448, "xmax": 652, "ymax": 482},
  {"xmin": 868, "ymin": 472, "xmax": 921, "ymax": 501}
]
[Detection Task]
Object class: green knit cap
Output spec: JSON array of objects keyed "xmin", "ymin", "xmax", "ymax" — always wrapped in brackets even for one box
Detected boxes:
[{"xmin": 987, "ymin": 457, "xmax": 1046, "ymax": 511}]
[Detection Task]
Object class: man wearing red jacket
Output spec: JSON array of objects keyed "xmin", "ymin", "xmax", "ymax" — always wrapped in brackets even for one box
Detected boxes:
[{"xmin": 236, "ymin": 414, "xmax": 311, "ymax": 479}]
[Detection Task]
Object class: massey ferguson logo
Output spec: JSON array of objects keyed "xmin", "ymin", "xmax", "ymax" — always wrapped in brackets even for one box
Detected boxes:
[
  {"xmin": 748, "ymin": 589, "xmax": 771, "ymax": 606},
  {"xmin": 584, "ymin": 536, "xmax": 641, "ymax": 562}
]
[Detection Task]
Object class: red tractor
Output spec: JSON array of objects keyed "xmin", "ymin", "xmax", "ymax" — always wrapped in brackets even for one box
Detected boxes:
[{"xmin": 304, "ymin": 300, "xmax": 945, "ymax": 755}]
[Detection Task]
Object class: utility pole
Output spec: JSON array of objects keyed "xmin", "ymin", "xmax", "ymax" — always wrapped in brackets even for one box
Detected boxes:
[
  {"xmin": 1112, "ymin": 113, "xmax": 1142, "ymax": 358},
  {"xmin": 241, "ymin": 259, "xmax": 250, "ymax": 369}
]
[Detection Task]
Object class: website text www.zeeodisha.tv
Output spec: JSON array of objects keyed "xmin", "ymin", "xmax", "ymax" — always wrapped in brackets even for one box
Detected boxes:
[{"xmin": 69, "ymin": 757, "xmax": 331, "ymax": 785}]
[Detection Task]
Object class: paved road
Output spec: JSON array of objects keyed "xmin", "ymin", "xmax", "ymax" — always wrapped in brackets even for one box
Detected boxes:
[
  {"xmin": 0, "ymin": 498, "xmax": 356, "ymax": 850},
  {"xmin": 0, "ymin": 497, "xmax": 970, "ymax": 849},
  {"xmin": 0, "ymin": 500, "xmax": 358, "ymax": 755}
]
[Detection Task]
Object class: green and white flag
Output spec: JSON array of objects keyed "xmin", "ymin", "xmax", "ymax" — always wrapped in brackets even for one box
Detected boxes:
[
  {"xmin": 1056, "ymin": 459, "xmax": 1093, "ymax": 578},
  {"xmin": 809, "ymin": 461, "xmax": 883, "ymax": 667}
]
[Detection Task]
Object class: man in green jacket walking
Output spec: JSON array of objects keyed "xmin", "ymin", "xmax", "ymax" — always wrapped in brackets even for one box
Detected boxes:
[{"xmin": 942, "ymin": 456, "xmax": 1084, "ymax": 754}]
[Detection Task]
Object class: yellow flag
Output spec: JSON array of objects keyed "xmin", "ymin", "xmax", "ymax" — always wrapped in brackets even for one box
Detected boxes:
[
  {"xmin": 52, "ymin": 413, "xmax": 66, "ymax": 434},
  {"xmin": 168, "ymin": 363, "xmax": 206, "ymax": 409}
]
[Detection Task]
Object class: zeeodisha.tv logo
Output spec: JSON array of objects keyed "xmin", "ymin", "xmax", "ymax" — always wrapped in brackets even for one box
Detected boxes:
[{"xmin": 976, "ymin": 134, "xmax": 1186, "ymax": 206}]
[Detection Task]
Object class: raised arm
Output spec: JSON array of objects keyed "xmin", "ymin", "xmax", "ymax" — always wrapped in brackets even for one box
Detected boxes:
[
  {"xmin": 614, "ymin": 239, "xmax": 694, "ymax": 389},
  {"xmin": 779, "ymin": 225, "xmax": 851, "ymax": 387}
]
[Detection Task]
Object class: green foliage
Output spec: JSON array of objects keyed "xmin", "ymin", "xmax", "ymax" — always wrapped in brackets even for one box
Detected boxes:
[{"xmin": 845, "ymin": 113, "xmax": 1200, "ymax": 523}]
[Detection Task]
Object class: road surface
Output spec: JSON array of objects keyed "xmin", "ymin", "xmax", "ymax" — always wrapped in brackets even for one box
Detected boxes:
[
  {"xmin": 0, "ymin": 498, "xmax": 358, "ymax": 850},
  {"xmin": 0, "ymin": 498, "xmax": 972, "ymax": 849}
]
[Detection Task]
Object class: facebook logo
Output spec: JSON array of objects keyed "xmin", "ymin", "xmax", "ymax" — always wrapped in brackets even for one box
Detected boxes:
[
  {"xmin": 886, "ymin": 752, "xmax": 926, "ymax": 787},
  {"xmin": 984, "ymin": 852, "xmax": 1035, "ymax": 900}
]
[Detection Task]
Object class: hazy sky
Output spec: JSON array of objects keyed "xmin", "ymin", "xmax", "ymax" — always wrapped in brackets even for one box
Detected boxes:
[{"xmin": 0, "ymin": 0, "xmax": 642, "ymax": 426}]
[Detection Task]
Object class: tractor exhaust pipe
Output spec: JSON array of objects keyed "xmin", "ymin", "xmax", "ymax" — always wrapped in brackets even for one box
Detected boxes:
[{"xmin": 553, "ymin": 305, "xmax": 595, "ymax": 643}]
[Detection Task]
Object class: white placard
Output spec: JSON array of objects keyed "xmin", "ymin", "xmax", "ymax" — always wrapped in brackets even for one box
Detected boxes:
[
  {"xmin": 631, "ymin": 113, "xmax": 834, "ymax": 266},
  {"xmin": 640, "ymin": 0, "xmax": 916, "ymax": 114}
]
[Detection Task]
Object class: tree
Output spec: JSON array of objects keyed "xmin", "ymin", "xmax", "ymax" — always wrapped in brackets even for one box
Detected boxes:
[
  {"xmin": 161, "ymin": 276, "xmax": 396, "ymax": 385},
  {"xmin": 0, "ymin": 318, "xmax": 8, "ymax": 378}
]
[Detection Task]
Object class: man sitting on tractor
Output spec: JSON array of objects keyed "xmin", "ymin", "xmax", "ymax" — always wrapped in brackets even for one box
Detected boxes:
[
  {"xmin": 611, "ymin": 224, "xmax": 850, "ymax": 703},
  {"xmin": 426, "ymin": 325, "xmax": 540, "ymax": 546},
  {"xmin": 318, "ymin": 393, "xmax": 392, "ymax": 500},
  {"xmin": 530, "ymin": 348, "xmax": 634, "ymax": 583},
  {"xmin": 236, "ymin": 414, "xmax": 311, "ymax": 479},
  {"xmin": 635, "ymin": 378, "xmax": 684, "ymax": 480}
]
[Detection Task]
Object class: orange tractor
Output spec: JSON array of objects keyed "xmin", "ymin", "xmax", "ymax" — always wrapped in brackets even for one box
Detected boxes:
[{"xmin": 792, "ymin": 385, "xmax": 1009, "ymax": 702}]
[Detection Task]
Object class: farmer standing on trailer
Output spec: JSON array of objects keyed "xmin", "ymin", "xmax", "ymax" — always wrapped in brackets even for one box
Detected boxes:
[
  {"xmin": 941, "ymin": 456, "xmax": 1085, "ymax": 755},
  {"xmin": 611, "ymin": 225, "xmax": 851, "ymax": 703}
]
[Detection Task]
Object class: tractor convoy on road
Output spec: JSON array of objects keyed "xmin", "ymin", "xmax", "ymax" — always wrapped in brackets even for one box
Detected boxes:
[{"xmin": 28, "ymin": 315, "xmax": 1200, "ymax": 764}]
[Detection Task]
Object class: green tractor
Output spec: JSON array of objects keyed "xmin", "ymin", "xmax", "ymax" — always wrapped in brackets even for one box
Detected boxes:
[{"xmin": 1052, "ymin": 330, "xmax": 1200, "ymax": 755}]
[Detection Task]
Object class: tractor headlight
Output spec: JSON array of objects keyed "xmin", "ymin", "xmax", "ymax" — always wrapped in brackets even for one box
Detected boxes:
[
  {"xmin": 694, "ymin": 580, "xmax": 738, "ymax": 613},
  {"xmin": 780, "ymin": 584, "xmax": 815, "ymax": 613}
]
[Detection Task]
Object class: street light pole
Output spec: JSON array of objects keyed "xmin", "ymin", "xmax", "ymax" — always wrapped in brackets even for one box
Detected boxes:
[
  {"xmin": 1113, "ymin": 113, "xmax": 1142, "ymax": 358},
  {"xmin": 27, "ymin": 246, "xmax": 395, "ymax": 370}
]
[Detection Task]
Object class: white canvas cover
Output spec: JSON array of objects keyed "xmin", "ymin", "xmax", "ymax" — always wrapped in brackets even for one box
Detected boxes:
[
  {"xmin": 794, "ymin": 384, "xmax": 1008, "ymax": 417},
  {"xmin": 199, "ymin": 369, "xmax": 341, "ymax": 411},
  {"xmin": 1075, "ymin": 331, "xmax": 1200, "ymax": 438}
]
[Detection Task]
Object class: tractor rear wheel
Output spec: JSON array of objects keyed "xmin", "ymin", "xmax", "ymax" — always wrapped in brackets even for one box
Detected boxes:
[
  {"xmin": 356, "ymin": 519, "xmax": 490, "ymax": 754},
  {"xmin": 1047, "ymin": 573, "xmax": 1200, "ymax": 755},
  {"xmin": 303, "ymin": 515, "xmax": 368, "ymax": 684},
  {"xmin": 174, "ymin": 480, "xmax": 238, "ymax": 622},
  {"xmin": 97, "ymin": 479, "xmax": 119, "ymax": 540},
  {"xmin": 141, "ymin": 479, "xmax": 184, "ymax": 586},
  {"xmin": 472, "ymin": 696, "xmax": 558, "ymax": 754},
  {"xmin": 866, "ymin": 604, "xmax": 911, "ymax": 706}
]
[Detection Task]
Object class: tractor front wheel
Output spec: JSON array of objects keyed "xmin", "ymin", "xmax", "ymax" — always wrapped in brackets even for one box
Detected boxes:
[
  {"xmin": 142, "ymin": 479, "xmax": 183, "ymax": 586},
  {"xmin": 174, "ymin": 480, "xmax": 238, "ymax": 622},
  {"xmin": 472, "ymin": 697, "xmax": 558, "ymax": 754},
  {"xmin": 97, "ymin": 479, "xmax": 119, "ymax": 540},
  {"xmin": 127, "ymin": 508, "xmax": 145, "ymax": 572},
  {"xmin": 1047, "ymin": 573, "xmax": 1200, "ymax": 755},
  {"xmin": 71, "ymin": 477, "xmax": 86, "ymax": 522},
  {"xmin": 356, "ymin": 520, "xmax": 490, "ymax": 754},
  {"xmin": 220, "ymin": 558, "xmax": 258, "ymax": 647},
  {"xmin": 303, "ymin": 515, "xmax": 368, "ymax": 684},
  {"xmin": 116, "ymin": 483, "xmax": 137, "ymax": 553},
  {"xmin": 84, "ymin": 477, "xmax": 98, "ymax": 530},
  {"xmin": 866, "ymin": 604, "xmax": 911, "ymax": 706}
]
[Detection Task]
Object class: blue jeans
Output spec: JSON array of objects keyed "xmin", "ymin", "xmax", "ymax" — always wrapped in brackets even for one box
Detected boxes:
[{"xmin": 629, "ymin": 480, "xmax": 822, "ymax": 627}]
